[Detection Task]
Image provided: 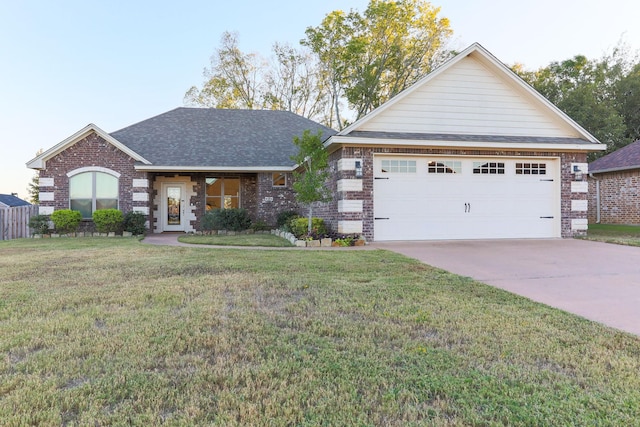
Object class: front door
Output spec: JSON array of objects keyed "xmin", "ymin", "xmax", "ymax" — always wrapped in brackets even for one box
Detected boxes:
[{"xmin": 162, "ymin": 183, "xmax": 186, "ymax": 232}]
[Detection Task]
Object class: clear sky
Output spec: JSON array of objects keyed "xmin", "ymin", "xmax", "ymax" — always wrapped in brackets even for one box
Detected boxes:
[{"xmin": 1, "ymin": 0, "xmax": 638, "ymax": 199}]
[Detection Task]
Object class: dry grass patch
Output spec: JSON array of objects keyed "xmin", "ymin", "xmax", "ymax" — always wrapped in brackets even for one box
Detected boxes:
[
  {"xmin": 178, "ymin": 233, "xmax": 293, "ymax": 247},
  {"xmin": 1, "ymin": 238, "xmax": 640, "ymax": 425}
]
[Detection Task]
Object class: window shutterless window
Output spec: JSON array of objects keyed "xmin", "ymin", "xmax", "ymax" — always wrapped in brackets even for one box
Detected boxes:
[
  {"xmin": 272, "ymin": 172, "xmax": 287, "ymax": 187},
  {"xmin": 206, "ymin": 177, "xmax": 240, "ymax": 210},
  {"xmin": 69, "ymin": 172, "xmax": 118, "ymax": 218}
]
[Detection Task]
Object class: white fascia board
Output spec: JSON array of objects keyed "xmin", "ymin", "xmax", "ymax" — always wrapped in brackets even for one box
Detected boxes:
[
  {"xmin": 26, "ymin": 123, "xmax": 151, "ymax": 169},
  {"xmin": 328, "ymin": 136, "xmax": 607, "ymax": 152},
  {"xmin": 134, "ymin": 165, "xmax": 295, "ymax": 172}
]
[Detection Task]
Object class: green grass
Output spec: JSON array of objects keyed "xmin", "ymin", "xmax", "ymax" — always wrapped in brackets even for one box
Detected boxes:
[
  {"xmin": 582, "ymin": 223, "xmax": 640, "ymax": 246},
  {"xmin": 1, "ymin": 238, "xmax": 640, "ymax": 425},
  {"xmin": 178, "ymin": 233, "xmax": 293, "ymax": 247}
]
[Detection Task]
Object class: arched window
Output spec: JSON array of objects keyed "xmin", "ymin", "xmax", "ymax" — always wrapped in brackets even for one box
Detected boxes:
[{"xmin": 69, "ymin": 171, "xmax": 118, "ymax": 218}]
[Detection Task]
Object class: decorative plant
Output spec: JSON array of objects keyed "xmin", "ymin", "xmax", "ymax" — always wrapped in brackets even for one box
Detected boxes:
[
  {"xmin": 289, "ymin": 217, "xmax": 327, "ymax": 238},
  {"xmin": 123, "ymin": 211, "xmax": 147, "ymax": 235},
  {"xmin": 28, "ymin": 214, "xmax": 50, "ymax": 235},
  {"xmin": 202, "ymin": 208, "xmax": 252, "ymax": 232},
  {"xmin": 92, "ymin": 209, "xmax": 124, "ymax": 234},
  {"xmin": 50, "ymin": 209, "xmax": 82, "ymax": 234},
  {"xmin": 290, "ymin": 130, "xmax": 331, "ymax": 234}
]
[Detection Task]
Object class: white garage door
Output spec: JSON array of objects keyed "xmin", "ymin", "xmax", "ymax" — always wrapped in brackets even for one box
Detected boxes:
[{"xmin": 373, "ymin": 156, "xmax": 560, "ymax": 241}]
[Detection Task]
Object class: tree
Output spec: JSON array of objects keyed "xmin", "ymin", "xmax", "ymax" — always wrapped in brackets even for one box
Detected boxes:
[
  {"xmin": 185, "ymin": 31, "xmax": 264, "ymax": 109},
  {"xmin": 290, "ymin": 130, "xmax": 331, "ymax": 233},
  {"xmin": 615, "ymin": 62, "xmax": 640, "ymax": 142},
  {"xmin": 515, "ymin": 52, "xmax": 630, "ymax": 157},
  {"xmin": 262, "ymin": 43, "xmax": 329, "ymax": 120},
  {"xmin": 303, "ymin": 0, "xmax": 453, "ymax": 124},
  {"xmin": 27, "ymin": 172, "xmax": 39, "ymax": 204}
]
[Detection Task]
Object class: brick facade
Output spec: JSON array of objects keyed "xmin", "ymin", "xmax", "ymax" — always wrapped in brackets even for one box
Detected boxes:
[
  {"xmin": 315, "ymin": 146, "xmax": 588, "ymax": 241},
  {"xmin": 38, "ymin": 133, "xmax": 299, "ymax": 233},
  {"xmin": 588, "ymin": 170, "xmax": 640, "ymax": 224},
  {"xmin": 38, "ymin": 133, "xmax": 149, "ymax": 231}
]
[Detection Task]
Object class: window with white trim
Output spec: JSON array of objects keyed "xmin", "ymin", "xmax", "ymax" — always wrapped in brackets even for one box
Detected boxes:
[
  {"xmin": 428, "ymin": 160, "xmax": 462, "ymax": 174},
  {"xmin": 69, "ymin": 172, "xmax": 118, "ymax": 218},
  {"xmin": 381, "ymin": 159, "xmax": 417, "ymax": 173}
]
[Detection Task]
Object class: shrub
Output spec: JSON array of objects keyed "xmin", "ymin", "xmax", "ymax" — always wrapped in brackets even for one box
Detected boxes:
[
  {"xmin": 276, "ymin": 210, "xmax": 300, "ymax": 231},
  {"xmin": 251, "ymin": 220, "xmax": 271, "ymax": 232},
  {"xmin": 123, "ymin": 211, "xmax": 147, "ymax": 235},
  {"xmin": 51, "ymin": 209, "xmax": 82, "ymax": 234},
  {"xmin": 289, "ymin": 217, "xmax": 327, "ymax": 238},
  {"xmin": 202, "ymin": 208, "xmax": 252, "ymax": 232},
  {"xmin": 92, "ymin": 209, "xmax": 124, "ymax": 234},
  {"xmin": 28, "ymin": 214, "xmax": 50, "ymax": 235}
]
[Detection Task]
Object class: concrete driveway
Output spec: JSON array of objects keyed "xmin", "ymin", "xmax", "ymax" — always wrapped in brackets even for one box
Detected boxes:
[{"xmin": 372, "ymin": 239, "xmax": 640, "ymax": 336}]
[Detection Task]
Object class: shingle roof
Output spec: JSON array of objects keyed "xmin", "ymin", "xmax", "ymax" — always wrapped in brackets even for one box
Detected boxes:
[
  {"xmin": 110, "ymin": 108, "xmax": 336, "ymax": 169},
  {"xmin": 0, "ymin": 194, "xmax": 31, "ymax": 207},
  {"xmin": 346, "ymin": 131, "xmax": 592, "ymax": 145},
  {"xmin": 589, "ymin": 140, "xmax": 640, "ymax": 173}
]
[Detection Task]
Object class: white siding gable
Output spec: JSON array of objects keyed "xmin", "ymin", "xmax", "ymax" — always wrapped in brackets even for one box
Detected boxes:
[{"xmin": 357, "ymin": 54, "xmax": 581, "ymax": 138}]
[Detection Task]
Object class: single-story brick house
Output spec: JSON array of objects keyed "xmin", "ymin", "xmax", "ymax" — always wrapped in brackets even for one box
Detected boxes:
[
  {"xmin": 27, "ymin": 43, "xmax": 605, "ymax": 240},
  {"xmin": 588, "ymin": 140, "xmax": 640, "ymax": 224}
]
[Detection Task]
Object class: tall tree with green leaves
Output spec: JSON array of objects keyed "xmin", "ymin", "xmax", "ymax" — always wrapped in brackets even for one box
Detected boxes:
[
  {"xmin": 515, "ymin": 51, "xmax": 630, "ymax": 157},
  {"xmin": 303, "ymin": 0, "xmax": 453, "ymax": 124},
  {"xmin": 290, "ymin": 130, "xmax": 331, "ymax": 233}
]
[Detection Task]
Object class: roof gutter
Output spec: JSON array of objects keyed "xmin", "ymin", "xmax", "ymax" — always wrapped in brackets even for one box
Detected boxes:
[
  {"xmin": 134, "ymin": 165, "xmax": 295, "ymax": 172},
  {"xmin": 326, "ymin": 136, "xmax": 607, "ymax": 152}
]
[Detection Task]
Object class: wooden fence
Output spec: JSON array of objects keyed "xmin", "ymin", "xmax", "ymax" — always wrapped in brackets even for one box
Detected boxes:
[{"xmin": 0, "ymin": 205, "xmax": 39, "ymax": 240}]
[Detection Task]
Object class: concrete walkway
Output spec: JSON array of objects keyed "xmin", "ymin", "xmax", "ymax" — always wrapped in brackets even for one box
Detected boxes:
[{"xmin": 372, "ymin": 239, "xmax": 640, "ymax": 336}]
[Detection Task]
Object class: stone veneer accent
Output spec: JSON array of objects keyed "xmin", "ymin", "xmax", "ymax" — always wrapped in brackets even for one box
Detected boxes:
[{"xmin": 315, "ymin": 146, "xmax": 589, "ymax": 241}]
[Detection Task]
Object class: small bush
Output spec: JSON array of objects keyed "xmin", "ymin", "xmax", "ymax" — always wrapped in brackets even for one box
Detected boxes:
[
  {"xmin": 28, "ymin": 215, "xmax": 50, "ymax": 235},
  {"xmin": 93, "ymin": 209, "xmax": 124, "ymax": 233},
  {"xmin": 202, "ymin": 208, "xmax": 252, "ymax": 232},
  {"xmin": 251, "ymin": 220, "xmax": 271, "ymax": 231},
  {"xmin": 276, "ymin": 211, "xmax": 300, "ymax": 231},
  {"xmin": 51, "ymin": 209, "xmax": 82, "ymax": 234},
  {"xmin": 289, "ymin": 217, "xmax": 327, "ymax": 238},
  {"xmin": 123, "ymin": 211, "xmax": 147, "ymax": 235}
]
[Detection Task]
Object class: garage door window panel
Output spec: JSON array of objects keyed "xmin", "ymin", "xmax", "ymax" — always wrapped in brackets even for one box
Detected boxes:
[
  {"xmin": 473, "ymin": 162, "xmax": 505, "ymax": 175},
  {"xmin": 381, "ymin": 159, "xmax": 416, "ymax": 173},
  {"xmin": 516, "ymin": 163, "xmax": 546, "ymax": 175},
  {"xmin": 428, "ymin": 160, "xmax": 462, "ymax": 174}
]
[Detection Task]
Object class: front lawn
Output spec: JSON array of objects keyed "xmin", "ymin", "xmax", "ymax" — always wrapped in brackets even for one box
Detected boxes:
[
  {"xmin": 1, "ymin": 238, "xmax": 639, "ymax": 425},
  {"xmin": 178, "ymin": 233, "xmax": 293, "ymax": 247},
  {"xmin": 582, "ymin": 223, "xmax": 640, "ymax": 246}
]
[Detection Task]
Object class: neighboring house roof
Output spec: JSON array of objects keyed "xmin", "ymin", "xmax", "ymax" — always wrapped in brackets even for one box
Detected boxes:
[
  {"xmin": 111, "ymin": 108, "xmax": 337, "ymax": 171},
  {"xmin": 589, "ymin": 140, "xmax": 640, "ymax": 173},
  {"xmin": 328, "ymin": 43, "xmax": 605, "ymax": 153},
  {"xmin": 0, "ymin": 194, "xmax": 31, "ymax": 207}
]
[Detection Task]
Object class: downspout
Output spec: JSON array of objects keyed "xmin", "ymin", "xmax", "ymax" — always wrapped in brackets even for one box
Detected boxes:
[{"xmin": 589, "ymin": 173, "xmax": 601, "ymax": 223}]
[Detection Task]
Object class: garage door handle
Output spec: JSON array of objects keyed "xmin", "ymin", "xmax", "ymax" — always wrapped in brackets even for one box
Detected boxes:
[
  {"xmin": 540, "ymin": 216, "xmax": 554, "ymax": 219},
  {"xmin": 374, "ymin": 177, "xmax": 389, "ymax": 180},
  {"xmin": 540, "ymin": 179, "xmax": 554, "ymax": 181},
  {"xmin": 375, "ymin": 217, "xmax": 389, "ymax": 220},
  {"xmin": 465, "ymin": 203, "xmax": 471, "ymax": 213}
]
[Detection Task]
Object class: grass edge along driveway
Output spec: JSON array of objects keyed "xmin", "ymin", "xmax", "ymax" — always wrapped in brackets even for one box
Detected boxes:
[{"xmin": 1, "ymin": 238, "xmax": 639, "ymax": 426}]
